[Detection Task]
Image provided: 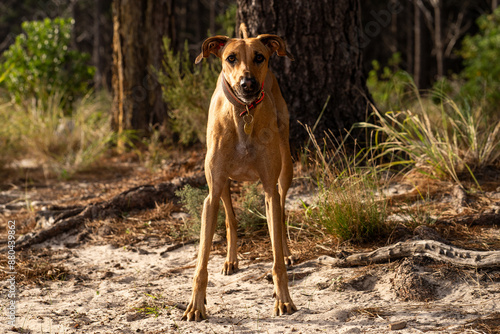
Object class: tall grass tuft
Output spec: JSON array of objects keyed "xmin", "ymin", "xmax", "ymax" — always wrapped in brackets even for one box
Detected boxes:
[
  {"xmin": 306, "ymin": 126, "xmax": 388, "ymax": 243},
  {"xmin": 357, "ymin": 87, "xmax": 500, "ymax": 185},
  {"xmin": 0, "ymin": 91, "xmax": 114, "ymax": 176}
]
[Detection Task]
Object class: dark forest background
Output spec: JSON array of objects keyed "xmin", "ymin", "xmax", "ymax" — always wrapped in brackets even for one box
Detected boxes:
[
  {"xmin": 2, "ymin": 0, "xmax": 496, "ymax": 88},
  {"xmin": 0, "ymin": 0, "xmax": 498, "ymax": 156}
]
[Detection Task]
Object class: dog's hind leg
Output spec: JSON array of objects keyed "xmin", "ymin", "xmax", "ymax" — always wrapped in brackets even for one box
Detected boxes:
[
  {"xmin": 221, "ymin": 180, "xmax": 239, "ymax": 275},
  {"xmin": 278, "ymin": 146, "xmax": 294, "ymax": 266},
  {"xmin": 262, "ymin": 178, "xmax": 297, "ymax": 316}
]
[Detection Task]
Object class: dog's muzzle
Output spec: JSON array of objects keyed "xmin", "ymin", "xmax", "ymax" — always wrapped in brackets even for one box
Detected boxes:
[{"xmin": 238, "ymin": 76, "xmax": 261, "ymax": 102}]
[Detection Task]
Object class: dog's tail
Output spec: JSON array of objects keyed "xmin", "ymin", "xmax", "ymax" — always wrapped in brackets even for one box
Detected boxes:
[{"xmin": 239, "ymin": 23, "xmax": 249, "ymax": 39}]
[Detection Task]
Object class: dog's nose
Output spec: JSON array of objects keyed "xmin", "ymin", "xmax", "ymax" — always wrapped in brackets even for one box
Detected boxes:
[{"xmin": 240, "ymin": 77, "xmax": 257, "ymax": 92}]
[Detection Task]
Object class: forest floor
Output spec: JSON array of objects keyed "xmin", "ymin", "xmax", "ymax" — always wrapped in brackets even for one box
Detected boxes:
[{"xmin": 0, "ymin": 149, "xmax": 499, "ymax": 334}]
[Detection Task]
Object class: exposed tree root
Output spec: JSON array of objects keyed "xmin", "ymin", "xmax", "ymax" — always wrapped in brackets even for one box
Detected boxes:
[
  {"xmin": 320, "ymin": 240, "xmax": 500, "ymax": 268},
  {"xmin": 8, "ymin": 173, "xmax": 206, "ymax": 251}
]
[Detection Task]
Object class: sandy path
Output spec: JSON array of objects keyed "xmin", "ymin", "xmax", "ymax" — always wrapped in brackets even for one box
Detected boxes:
[{"xmin": 1, "ymin": 239, "xmax": 498, "ymax": 334}]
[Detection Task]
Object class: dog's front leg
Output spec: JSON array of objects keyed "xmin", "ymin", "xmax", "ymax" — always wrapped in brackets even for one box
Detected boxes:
[
  {"xmin": 264, "ymin": 185, "xmax": 297, "ymax": 316},
  {"xmin": 182, "ymin": 182, "xmax": 222, "ymax": 321}
]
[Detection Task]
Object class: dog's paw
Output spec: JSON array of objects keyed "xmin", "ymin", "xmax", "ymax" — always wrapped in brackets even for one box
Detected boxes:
[
  {"xmin": 284, "ymin": 255, "xmax": 296, "ymax": 267},
  {"xmin": 181, "ymin": 300, "xmax": 207, "ymax": 322},
  {"xmin": 273, "ymin": 299, "xmax": 297, "ymax": 316},
  {"xmin": 221, "ymin": 261, "xmax": 238, "ymax": 275},
  {"xmin": 272, "ymin": 284, "xmax": 297, "ymax": 316}
]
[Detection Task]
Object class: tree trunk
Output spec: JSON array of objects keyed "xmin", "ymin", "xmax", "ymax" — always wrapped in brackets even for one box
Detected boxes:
[
  {"xmin": 413, "ymin": 0, "xmax": 422, "ymax": 88},
  {"xmin": 431, "ymin": 0, "xmax": 443, "ymax": 79},
  {"xmin": 237, "ymin": 0, "xmax": 372, "ymax": 150},
  {"xmin": 405, "ymin": 3, "xmax": 414, "ymax": 76},
  {"xmin": 92, "ymin": 0, "xmax": 112, "ymax": 90},
  {"xmin": 111, "ymin": 0, "xmax": 175, "ymax": 142}
]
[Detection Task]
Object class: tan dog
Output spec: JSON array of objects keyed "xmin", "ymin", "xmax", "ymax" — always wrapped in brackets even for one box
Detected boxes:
[{"xmin": 182, "ymin": 25, "xmax": 296, "ymax": 321}]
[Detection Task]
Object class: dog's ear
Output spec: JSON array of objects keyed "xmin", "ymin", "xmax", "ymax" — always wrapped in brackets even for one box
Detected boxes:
[
  {"xmin": 195, "ymin": 36, "xmax": 230, "ymax": 64},
  {"xmin": 257, "ymin": 34, "xmax": 294, "ymax": 61}
]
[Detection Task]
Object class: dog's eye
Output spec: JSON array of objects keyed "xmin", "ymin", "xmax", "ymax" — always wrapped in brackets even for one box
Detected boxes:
[
  {"xmin": 254, "ymin": 54, "xmax": 265, "ymax": 64},
  {"xmin": 226, "ymin": 55, "xmax": 236, "ymax": 64}
]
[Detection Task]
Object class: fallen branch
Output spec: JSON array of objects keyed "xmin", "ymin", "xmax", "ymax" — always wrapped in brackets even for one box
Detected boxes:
[
  {"xmin": 319, "ymin": 240, "xmax": 500, "ymax": 269},
  {"xmin": 9, "ymin": 173, "xmax": 206, "ymax": 251}
]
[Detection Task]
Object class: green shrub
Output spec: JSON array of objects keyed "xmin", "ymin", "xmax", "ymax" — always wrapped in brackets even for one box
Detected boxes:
[
  {"xmin": 156, "ymin": 38, "xmax": 220, "ymax": 145},
  {"xmin": 0, "ymin": 68, "xmax": 17, "ymax": 168},
  {"xmin": 315, "ymin": 176, "xmax": 386, "ymax": 242},
  {"xmin": 175, "ymin": 185, "xmax": 225, "ymax": 237},
  {"xmin": 238, "ymin": 183, "xmax": 267, "ymax": 232},
  {"xmin": 459, "ymin": 7, "xmax": 500, "ymax": 114},
  {"xmin": 366, "ymin": 53, "xmax": 413, "ymax": 112},
  {"xmin": 215, "ymin": 3, "xmax": 237, "ymax": 37},
  {"xmin": 0, "ymin": 17, "xmax": 94, "ymax": 106},
  {"xmin": 175, "ymin": 183, "xmax": 270, "ymax": 238}
]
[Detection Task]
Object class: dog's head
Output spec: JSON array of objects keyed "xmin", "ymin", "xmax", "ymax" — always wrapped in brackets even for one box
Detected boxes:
[{"xmin": 195, "ymin": 34, "xmax": 294, "ymax": 104}]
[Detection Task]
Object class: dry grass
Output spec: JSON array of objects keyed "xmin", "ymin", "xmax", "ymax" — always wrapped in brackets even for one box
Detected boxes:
[
  {"xmin": 0, "ymin": 91, "xmax": 115, "ymax": 177},
  {"xmin": 0, "ymin": 249, "xmax": 71, "ymax": 284}
]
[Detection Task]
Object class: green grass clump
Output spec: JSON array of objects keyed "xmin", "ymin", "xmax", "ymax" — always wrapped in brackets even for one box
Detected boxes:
[
  {"xmin": 306, "ymin": 127, "xmax": 388, "ymax": 243},
  {"xmin": 315, "ymin": 176, "xmax": 386, "ymax": 242},
  {"xmin": 134, "ymin": 293, "xmax": 175, "ymax": 318}
]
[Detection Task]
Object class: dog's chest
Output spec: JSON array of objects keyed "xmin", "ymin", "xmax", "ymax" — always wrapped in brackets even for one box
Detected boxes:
[{"xmin": 225, "ymin": 142, "xmax": 260, "ymax": 181}]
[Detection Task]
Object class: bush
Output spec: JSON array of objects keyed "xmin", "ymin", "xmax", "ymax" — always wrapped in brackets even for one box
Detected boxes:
[
  {"xmin": 215, "ymin": 3, "xmax": 237, "ymax": 37},
  {"xmin": 238, "ymin": 183, "xmax": 267, "ymax": 232},
  {"xmin": 175, "ymin": 185, "xmax": 225, "ymax": 237},
  {"xmin": 315, "ymin": 176, "xmax": 386, "ymax": 242},
  {"xmin": 366, "ymin": 53, "xmax": 413, "ymax": 112},
  {"xmin": 459, "ymin": 7, "xmax": 500, "ymax": 114},
  {"xmin": 0, "ymin": 17, "xmax": 94, "ymax": 106},
  {"xmin": 156, "ymin": 38, "xmax": 220, "ymax": 145},
  {"xmin": 175, "ymin": 183, "xmax": 269, "ymax": 238}
]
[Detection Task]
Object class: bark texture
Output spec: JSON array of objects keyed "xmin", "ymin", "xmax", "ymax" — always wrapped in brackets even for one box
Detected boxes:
[
  {"xmin": 112, "ymin": 0, "xmax": 175, "ymax": 136},
  {"xmin": 237, "ymin": 0, "xmax": 372, "ymax": 149}
]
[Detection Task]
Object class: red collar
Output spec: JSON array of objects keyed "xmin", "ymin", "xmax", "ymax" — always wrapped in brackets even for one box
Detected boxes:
[{"xmin": 221, "ymin": 74, "xmax": 265, "ymax": 117}]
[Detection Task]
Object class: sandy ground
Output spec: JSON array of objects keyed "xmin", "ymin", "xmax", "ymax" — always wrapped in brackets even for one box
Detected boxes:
[
  {"xmin": 1, "ymin": 160, "xmax": 499, "ymax": 333},
  {"xmin": 1, "ymin": 234, "xmax": 498, "ymax": 334}
]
